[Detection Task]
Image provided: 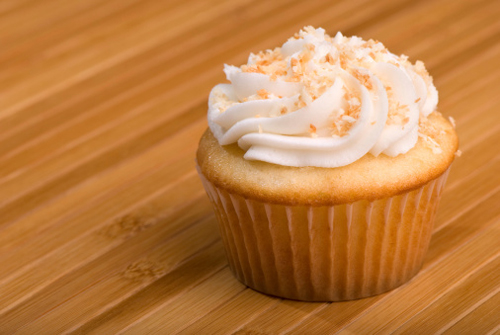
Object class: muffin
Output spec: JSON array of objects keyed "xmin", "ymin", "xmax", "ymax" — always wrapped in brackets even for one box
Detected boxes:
[{"xmin": 196, "ymin": 27, "xmax": 458, "ymax": 301}]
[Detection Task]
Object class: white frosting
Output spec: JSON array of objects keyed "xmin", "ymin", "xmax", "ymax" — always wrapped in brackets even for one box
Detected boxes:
[{"xmin": 208, "ymin": 27, "xmax": 438, "ymax": 167}]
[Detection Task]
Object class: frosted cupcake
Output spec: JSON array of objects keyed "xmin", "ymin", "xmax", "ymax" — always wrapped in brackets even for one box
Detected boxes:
[{"xmin": 196, "ymin": 27, "xmax": 458, "ymax": 301}]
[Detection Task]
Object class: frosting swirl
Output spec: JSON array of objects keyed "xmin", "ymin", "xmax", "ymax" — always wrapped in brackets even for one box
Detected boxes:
[{"xmin": 208, "ymin": 27, "xmax": 438, "ymax": 167}]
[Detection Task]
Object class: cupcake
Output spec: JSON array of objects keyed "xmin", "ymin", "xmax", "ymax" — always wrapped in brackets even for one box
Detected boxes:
[{"xmin": 196, "ymin": 27, "xmax": 458, "ymax": 301}]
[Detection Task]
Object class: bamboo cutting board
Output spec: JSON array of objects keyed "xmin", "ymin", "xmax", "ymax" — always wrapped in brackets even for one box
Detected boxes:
[{"xmin": 0, "ymin": 0, "xmax": 499, "ymax": 333}]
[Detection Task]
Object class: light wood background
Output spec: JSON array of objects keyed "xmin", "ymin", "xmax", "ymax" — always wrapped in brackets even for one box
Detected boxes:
[{"xmin": 0, "ymin": 0, "xmax": 499, "ymax": 333}]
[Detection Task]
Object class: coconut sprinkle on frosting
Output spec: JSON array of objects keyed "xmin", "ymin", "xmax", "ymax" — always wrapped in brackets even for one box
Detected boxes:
[{"xmin": 207, "ymin": 26, "xmax": 441, "ymax": 167}]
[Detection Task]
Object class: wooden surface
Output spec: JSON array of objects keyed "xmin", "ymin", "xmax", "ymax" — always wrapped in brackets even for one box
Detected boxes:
[{"xmin": 0, "ymin": 0, "xmax": 499, "ymax": 333}]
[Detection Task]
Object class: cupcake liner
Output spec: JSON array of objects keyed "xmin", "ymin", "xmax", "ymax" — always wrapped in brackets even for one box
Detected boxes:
[{"xmin": 197, "ymin": 167, "xmax": 450, "ymax": 301}]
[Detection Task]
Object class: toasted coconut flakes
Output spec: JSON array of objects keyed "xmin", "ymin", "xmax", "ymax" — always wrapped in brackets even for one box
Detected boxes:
[
  {"xmin": 362, "ymin": 41, "xmax": 372, "ymax": 48},
  {"xmin": 214, "ymin": 92, "xmax": 229, "ymax": 105},
  {"xmin": 344, "ymin": 90, "xmax": 354, "ymax": 101},
  {"xmin": 331, "ymin": 121, "xmax": 351, "ymax": 137},
  {"xmin": 342, "ymin": 89, "xmax": 362, "ymax": 120},
  {"xmin": 330, "ymin": 107, "xmax": 356, "ymax": 137},
  {"xmin": 313, "ymin": 83, "xmax": 328, "ymax": 98},
  {"xmin": 350, "ymin": 69, "xmax": 373, "ymax": 90},
  {"xmin": 275, "ymin": 69, "xmax": 287, "ymax": 76},
  {"xmin": 304, "ymin": 26, "xmax": 316, "ymax": 34},
  {"xmin": 419, "ymin": 114, "xmax": 441, "ymax": 138},
  {"xmin": 414, "ymin": 60, "xmax": 429, "ymax": 78},
  {"xmin": 325, "ymin": 53, "xmax": 335, "ymax": 65},
  {"xmin": 221, "ymin": 28, "xmax": 439, "ymax": 144},
  {"xmin": 257, "ymin": 59, "xmax": 270, "ymax": 66},
  {"xmin": 243, "ymin": 48, "xmax": 288, "ymax": 80},
  {"xmin": 295, "ymin": 95, "xmax": 307, "ymax": 109},
  {"xmin": 257, "ymin": 89, "xmax": 270, "ymax": 99},
  {"xmin": 387, "ymin": 99, "xmax": 410, "ymax": 126},
  {"xmin": 214, "ymin": 92, "xmax": 238, "ymax": 113},
  {"xmin": 384, "ymin": 83, "xmax": 412, "ymax": 126},
  {"xmin": 346, "ymin": 103, "xmax": 361, "ymax": 120},
  {"xmin": 300, "ymin": 50, "xmax": 312, "ymax": 65},
  {"xmin": 309, "ymin": 124, "xmax": 317, "ymax": 134},
  {"xmin": 339, "ymin": 52, "xmax": 350, "ymax": 69},
  {"xmin": 255, "ymin": 114, "xmax": 261, "ymax": 118},
  {"xmin": 242, "ymin": 65, "xmax": 264, "ymax": 74},
  {"xmin": 217, "ymin": 104, "xmax": 230, "ymax": 113},
  {"xmin": 388, "ymin": 60, "xmax": 400, "ymax": 67},
  {"xmin": 399, "ymin": 54, "xmax": 409, "ymax": 63},
  {"xmin": 417, "ymin": 114, "xmax": 444, "ymax": 154},
  {"xmin": 455, "ymin": 149, "xmax": 462, "ymax": 157},
  {"xmin": 449, "ymin": 116, "xmax": 456, "ymax": 128},
  {"xmin": 419, "ymin": 133, "xmax": 442, "ymax": 154},
  {"xmin": 213, "ymin": 91, "xmax": 228, "ymax": 101},
  {"xmin": 342, "ymin": 115, "xmax": 356, "ymax": 123}
]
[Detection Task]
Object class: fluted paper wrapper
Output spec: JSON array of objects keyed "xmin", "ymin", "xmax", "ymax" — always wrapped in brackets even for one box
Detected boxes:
[{"xmin": 197, "ymin": 167, "xmax": 450, "ymax": 301}]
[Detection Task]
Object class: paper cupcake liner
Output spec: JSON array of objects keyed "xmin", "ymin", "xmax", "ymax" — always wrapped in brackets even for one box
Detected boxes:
[{"xmin": 197, "ymin": 167, "xmax": 450, "ymax": 301}]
